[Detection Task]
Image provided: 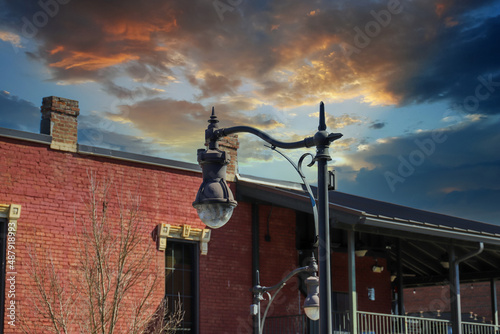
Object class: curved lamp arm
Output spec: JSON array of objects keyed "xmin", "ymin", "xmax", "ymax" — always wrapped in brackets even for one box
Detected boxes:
[
  {"xmin": 216, "ymin": 126, "xmax": 317, "ymax": 149},
  {"xmin": 265, "ymin": 146, "xmax": 319, "ymax": 248},
  {"xmin": 203, "ymin": 104, "xmax": 342, "ymax": 151},
  {"xmin": 211, "ymin": 125, "xmax": 342, "ymax": 150},
  {"xmin": 253, "ymin": 255, "xmax": 318, "ymax": 334}
]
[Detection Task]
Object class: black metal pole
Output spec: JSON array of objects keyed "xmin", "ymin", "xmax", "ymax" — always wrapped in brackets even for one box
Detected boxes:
[
  {"xmin": 318, "ymin": 158, "xmax": 331, "ymax": 333},
  {"xmin": 316, "ymin": 102, "xmax": 333, "ymax": 333}
]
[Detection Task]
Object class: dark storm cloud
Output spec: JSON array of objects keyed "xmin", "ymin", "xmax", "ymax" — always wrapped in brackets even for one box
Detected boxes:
[
  {"xmin": 390, "ymin": 13, "xmax": 500, "ymax": 114},
  {"xmin": 370, "ymin": 122, "xmax": 386, "ymax": 129},
  {"xmin": 0, "ymin": 91, "xmax": 39, "ymax": 132},
  {"xmin": 339, "ymin": 117, "xmax": 500, "ymax": 223}
]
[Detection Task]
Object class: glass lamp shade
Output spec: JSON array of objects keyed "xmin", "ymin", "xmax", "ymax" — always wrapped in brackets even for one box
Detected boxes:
[
  {"xmin": 193, "ymin": 202, "xmax": 236, "ymax": 229},
  {"xmin": 193, "ymin": 146, "xmax": 237, "ymax": 229},
  {"xmin": 304, "ymin": 304, "xmax": 320, "ymax": 321},
  {"xmin": 304, "ymin": 275, "xmax": 320, "ymax": 321}
]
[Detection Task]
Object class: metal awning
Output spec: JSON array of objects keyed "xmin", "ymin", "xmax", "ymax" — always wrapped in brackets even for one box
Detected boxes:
[{"xmin": 236, "ymin": 175, "xmax": 500, "ymax": 287}]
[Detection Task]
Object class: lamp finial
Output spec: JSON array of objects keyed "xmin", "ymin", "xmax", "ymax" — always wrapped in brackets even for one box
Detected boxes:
[
  {"xmin": 318, "ymin": 102, "xmax": 326, "ymax": 131},
  {"xmin": 208, "ymin": 106, "xmax": 219, "ymax": 129}
]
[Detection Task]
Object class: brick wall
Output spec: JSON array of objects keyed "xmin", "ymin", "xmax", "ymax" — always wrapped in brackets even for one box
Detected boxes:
[
  {"xmin": 0, "ymin": 136, "xmax": 205, "ymax": 333},
  {"xmin": 331, "ymin": 252, "xmax": 392, "ymax": 313},
  {"xmin": 199, "ymin": 199, "xmax": 253, "ymax": 333},
  {"xmin": 404, "ymin": 281, "xmax": 500, "ymax": 323},
  {"xmin": 257, "ymin": 205, "xmax": 299, "ymax": 317},
  {"xmin": 0, "ymin": 94, "xmax": 304, "ymax": 333},
  {"xmin": 199, "ymin": 203, "xmax": 299, "ymax": 334}
]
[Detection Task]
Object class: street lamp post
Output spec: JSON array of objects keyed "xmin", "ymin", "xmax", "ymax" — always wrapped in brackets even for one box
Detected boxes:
[
  {"xmin": 193, "ymin": 102, "xmax": 343, "ymax": 333},
  {"xmin": 252, "ymin": 255, "xmax": 319, "ymax": 334}
]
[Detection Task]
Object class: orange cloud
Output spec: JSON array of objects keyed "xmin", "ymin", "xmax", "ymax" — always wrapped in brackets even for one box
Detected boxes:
[
  {"xmin": 445, "ymin": 17, "xmax": 459, "ymax": 27},
  {"xmin": 102, "ymin": 19, "xmax": 178, "ymax": 42},
  {"xmin": 49, "ymin": 46, "xmax": 64, "ymax": 55},
  {"xmin": 435, "ymin": 3, "xmax": 446, "ymax": 17},
  {"xmin": 50, "ymin": 51, "xmax": 139, "ymax": 71}
]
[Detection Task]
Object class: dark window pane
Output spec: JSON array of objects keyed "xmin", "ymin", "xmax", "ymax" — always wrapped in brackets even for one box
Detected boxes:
[
  {"xmin": 166, "ymin": 268, "xmax": 174, "ymax": 290},
  {"xmin": 165, "ymin": 240, "xmax": 197, "ymax": 333},
  {"xmin": 182, "ymin": 297, "xmax": 192, "ymax": 323},
  {"xmin": 183, "ymin": 244, "xmax": 193, "ymax": 269},
  {"xmin": 184, "ymin": 270, "xmax": 191, "ymax": 296},
  {"xmin": 173, "ymin": 269, "xmax": 183, "ymax": 294}
]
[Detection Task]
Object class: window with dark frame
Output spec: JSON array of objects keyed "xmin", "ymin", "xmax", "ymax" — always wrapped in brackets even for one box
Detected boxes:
[{"xmin": 165, "ymin": 240, "xmax": 199, "ymax": 333}]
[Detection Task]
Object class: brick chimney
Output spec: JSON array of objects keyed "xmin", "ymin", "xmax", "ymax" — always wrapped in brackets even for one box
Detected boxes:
[
  {"xmin": 40, "ymin": 96, "xmax": 79, "ymax": 152},
  {"xmin": 218, "ymin": 134, "xmax": 239, "ymax": 182}
]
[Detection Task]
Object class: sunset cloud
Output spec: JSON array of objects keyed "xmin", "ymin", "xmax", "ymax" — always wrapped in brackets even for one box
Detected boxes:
[
  {"xmin": 2, "ymin": 0, "xmax": 498, "ymax": 113},
  {"xmin": 0, "ymin": 30, "xmax": 22, "ymax": 48}
]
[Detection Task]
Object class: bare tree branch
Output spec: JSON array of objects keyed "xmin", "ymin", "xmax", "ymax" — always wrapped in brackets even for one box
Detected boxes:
[{"xmin": 20, "ymin": 172, "xmax": 183, "ymax": 334}]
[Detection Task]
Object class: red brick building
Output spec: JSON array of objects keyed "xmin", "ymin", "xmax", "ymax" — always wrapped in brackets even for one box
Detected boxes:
[{"xmin": 1, "ymin": 96, "xmax": 500, "ymax": 333}]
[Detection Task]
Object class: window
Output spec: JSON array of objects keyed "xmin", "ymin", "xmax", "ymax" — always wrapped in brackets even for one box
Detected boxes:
[{"xmin": 165, "ymin": 240, "xmax": 199, "ymax": 333}]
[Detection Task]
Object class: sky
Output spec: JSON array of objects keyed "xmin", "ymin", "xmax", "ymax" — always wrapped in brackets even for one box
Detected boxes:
[{"xmin": 0, "ymin": 0, "xmax": 499, "ymax": 224}]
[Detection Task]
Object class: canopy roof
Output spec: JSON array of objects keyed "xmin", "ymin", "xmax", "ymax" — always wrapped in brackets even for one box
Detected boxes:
[{"xmin": 237, "ymin": 174, "xmax": 500, "ymax": 287}]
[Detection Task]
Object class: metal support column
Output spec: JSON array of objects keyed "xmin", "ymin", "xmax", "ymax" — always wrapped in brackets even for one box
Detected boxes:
[
  {"xmin": 449, "ymin": 242, "xmax": 484, "ymax": 334},
  {"xmin": 492, "ymin": 278, "xmax": 498, "ymax": 327},
  {"xmin": 449, "ymin": 246, "xmax": 462, "ymax": 334},
  {"xmin": 347, "ymin": 230, "xmax": 358, "ymax": 333}
]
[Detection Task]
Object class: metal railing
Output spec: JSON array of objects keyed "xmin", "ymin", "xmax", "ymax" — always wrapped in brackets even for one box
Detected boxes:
[
  {"xmin": 264, "ymin": 312, "xmax": 500, "ymax": 334},
  {"xmin": 358, "ymin": 311, "xmax": 450, "ymax": 333},
  {"xmin": 462, "ymin": 321, "xmax": 499, "ymax": 334}
]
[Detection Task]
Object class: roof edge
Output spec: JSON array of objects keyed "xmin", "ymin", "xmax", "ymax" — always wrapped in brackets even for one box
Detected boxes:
[
  {"xmin": 77, "ymin": 144, "xmax": 201, "ymax": 173},
  {"xmin": 236, "ymin": 173, "xmax": 305, "ymax": 191},
  {"xmin": 0, "ymin": 126, "xmax": 201, "ymax": 174},
  {"xmin": 0, "ymin": 127, "xmax": 52, "ymax": 145}
]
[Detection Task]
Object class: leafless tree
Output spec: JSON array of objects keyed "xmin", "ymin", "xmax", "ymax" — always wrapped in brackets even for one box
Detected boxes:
[{"xmin": 20, "ymin": 173, "xmax": 183, "ymax": 334}]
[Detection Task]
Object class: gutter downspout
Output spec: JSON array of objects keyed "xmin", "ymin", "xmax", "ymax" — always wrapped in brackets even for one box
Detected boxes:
[{"xmin": 449, "ymin": 242, "xmax": 484, "ymax": 334}]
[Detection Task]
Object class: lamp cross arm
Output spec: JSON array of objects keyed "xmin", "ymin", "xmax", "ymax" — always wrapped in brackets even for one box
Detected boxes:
[
  {"xmin": 255, "ymin": 262, "xmax": 318, "ymax": 294},
  {"xmin": 213, "ymin": 126, "xmax": 315, "ymax": 149},
  {"xmin": 214, "ymin": 126, "xmax": 343, "ymax": 148}
]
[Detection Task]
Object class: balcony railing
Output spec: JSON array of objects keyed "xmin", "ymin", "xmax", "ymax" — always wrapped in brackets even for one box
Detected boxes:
[
  {"xmin": 359, "ymin": 311, "xmax": 449, "ymax": 333},
  {"xmin": 264, "ymin": 311, "xmax": 500, "ymax": 334},
  {"xmin": 461, "ymin": 321, "xmax": 499, "ymax": 334}
]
